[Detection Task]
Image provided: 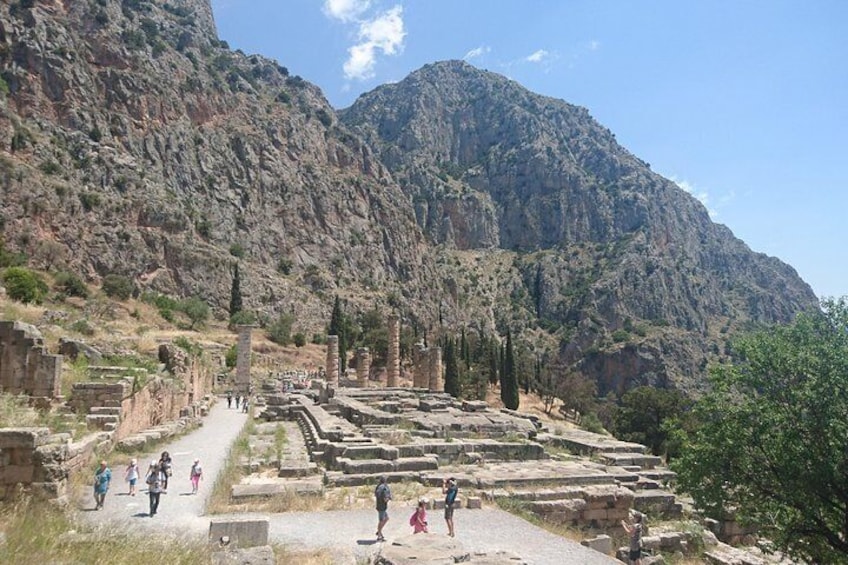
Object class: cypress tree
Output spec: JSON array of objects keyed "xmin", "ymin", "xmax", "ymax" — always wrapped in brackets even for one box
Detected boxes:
[
  {"xmin": 229, "ymin": 263, "xmax": 243, "ymax": 316},
  {"xmin": 488, "ymin": 338, "xmax": 499, "ymax": 385},
  {"xmin": 501, "ymin": 330, "xmax": 520, "ymax": 410},
  {"xmin": 328, "ymin": 296, "xmax": 349, "ymax": 371},
  {"xmin": 443, "ymin": 336, "xmax": 460, "ymax": 398}
]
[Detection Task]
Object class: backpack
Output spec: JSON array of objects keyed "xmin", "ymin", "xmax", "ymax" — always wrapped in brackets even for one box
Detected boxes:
[{"xmin": 409, "ymin": 510, "xmax": 417, "ymax": 527}]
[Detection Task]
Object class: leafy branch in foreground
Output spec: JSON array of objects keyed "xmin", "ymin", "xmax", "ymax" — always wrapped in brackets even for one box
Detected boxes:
[{"xmin": 671, "ymin": 297, "xmax": 848, "ymax": 564}]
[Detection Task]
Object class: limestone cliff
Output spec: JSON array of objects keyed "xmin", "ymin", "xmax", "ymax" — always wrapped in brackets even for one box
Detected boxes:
[
  {"xmin": 0, "ymin": 4, "xmax": 819, "ymax": 393},
  {"xmin": 340, "ymin": 61, "xmax": 818, "ymax": 393}
]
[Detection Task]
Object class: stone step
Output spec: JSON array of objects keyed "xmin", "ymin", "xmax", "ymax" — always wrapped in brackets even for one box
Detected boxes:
[
  {"xmin": 600, "ymin": 452, "xmax": 662, "ymax": 469},
  {"xmin": 231, "ymin": 479, "xmax": 323, "ymax": 500},
  {"xmin": 633, "ymin": 490, "xmax": 683, "ymax": 518},
  {"xmin": 89, "ymin": 406, "xmax": 122, "ymax": 416},
  {"xmin": 324, "ymin": 470, "xmax": 420, "ymax": 487},
  {"xmin": 277, "ymin": 462, "xmax": 320, "ymax": 478},
  {"xmin": 338, "ymin": 458, "xmax": 395, "ymax": 475}
]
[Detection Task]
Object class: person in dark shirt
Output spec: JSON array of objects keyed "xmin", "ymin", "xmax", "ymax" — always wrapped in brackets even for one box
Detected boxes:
[
  {"xmin": 374, "ymin": 475, "xmax": 392, "ymax": 541},
  {"xmin": 442, "ymin": 477, "xmax": 458, "ymax": 537}
]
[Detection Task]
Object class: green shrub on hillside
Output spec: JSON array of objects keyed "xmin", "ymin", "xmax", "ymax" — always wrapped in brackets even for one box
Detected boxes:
[
  {"xmin": 181, "ymin": 296, "xmax": 209, "ymax": 329},
  {"xmin": 2, "ymin": 267, "xmax": 48, "ymax": 304},
  {"xmin": 266, "ymin": 313, "xmax": 294, "ymax": 345},
  {"xmin": 229, "ymin": 310, "xmax": 256, "ymax": 328},
  {"xmin": 225, "ymin": 343, "xmax": 237, "ymax": 368},
  {"xmin": 101, "ymin": 274, "xmax": 134, "ymax": 300},
  {"xmin": 54, "ymin": 271, "xmax": 89, "ymax": 298},
  {"xmin": 0, "ymin": 239, "xmax": 27, "ymax": 268}
]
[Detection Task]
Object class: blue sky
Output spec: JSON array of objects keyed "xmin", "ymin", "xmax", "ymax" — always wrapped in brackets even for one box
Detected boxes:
[{"xmin": 210, "ymin": 0, "xmax": 847, "ymax": 299}]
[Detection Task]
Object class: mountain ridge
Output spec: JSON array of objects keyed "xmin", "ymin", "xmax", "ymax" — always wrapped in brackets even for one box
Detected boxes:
[{"xmin": 0, "ymin": 2, "xmax": 818, "ymax": 395}]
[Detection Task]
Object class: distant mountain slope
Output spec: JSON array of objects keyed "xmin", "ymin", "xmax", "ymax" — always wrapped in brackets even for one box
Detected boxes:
[
  {"xmin": 0, "ymin": 0, "xmax": 435, "ymax": 324},
  {"xmin": 0, "ymin": 2, "xmax": 817, "ymax": 393},
  {"xmin": 341, "ymin": 60, "xmax": 818, "ymax": 392}
]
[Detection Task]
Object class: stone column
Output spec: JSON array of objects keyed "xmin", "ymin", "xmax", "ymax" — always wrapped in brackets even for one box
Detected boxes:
[
  {"xmin": 326, "ymin": 335, "xmax": 339, "ymax": 386},
  {"xmin": 356, "ymin": 348, "xmax": 371, "ymax": 388},
  {"xmin": 428, "ymin": 346, "xmax": 443, "ymax": 393},
  {"xmin": 235, "ymin": 325, "xmax": 254, "ymax": 395},
  {"xmin": 413, "ymin": 343, "xmax": 428, "ymax": 389},
  {"xmin": 387, "ymin": 315, "xmax": 400, "ymax": 388}
]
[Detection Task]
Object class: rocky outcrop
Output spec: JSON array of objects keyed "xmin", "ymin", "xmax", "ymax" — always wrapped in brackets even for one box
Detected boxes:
[
  {"xmin": 341, "ymin": 60, "xmax": 819, "ymax": 392},
  {"xmin": 0, "ymin": 5, "xmax": 819, "ymax": 393}
]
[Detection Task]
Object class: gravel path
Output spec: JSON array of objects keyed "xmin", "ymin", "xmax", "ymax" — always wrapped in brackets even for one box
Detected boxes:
[{"xmin": 79, "ymin": 402, "xmax": 619, "ymax": 564}]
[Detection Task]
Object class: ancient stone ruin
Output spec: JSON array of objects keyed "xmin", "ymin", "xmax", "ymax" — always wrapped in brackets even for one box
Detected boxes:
[
  {"xmin": 0, "ymin": 319, "xmax": 215, "ymax": 503},
  {"xmin": 0, "ymin": 321, "xmax": 62, "ymax": 401}
]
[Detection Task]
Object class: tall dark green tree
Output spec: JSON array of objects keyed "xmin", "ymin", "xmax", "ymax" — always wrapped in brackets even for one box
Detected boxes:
[
  {"xmin": 488, "ymin": 338, "xmax": 499, "ymax": 385},
  {"xmin": 672, "ymin": 298, "xmax": 848, "ymax": 564},
  {"xmin": 614, "ymin": 387, "xmax": 692, "ymax": 456},
  {"xmin": 500, "ymin": 331, "xmax": 519, "ymax": 410},
  {"xmin": 443, "ymin": 336, "xmax": 460, "ymax": 398},
  {"xmin": 328, "ymin": 296, "xmax": 349, "ymax": 371},
  {"xmin": 229, "ymin": 263, "xmax": 242, "ymax": 316}
]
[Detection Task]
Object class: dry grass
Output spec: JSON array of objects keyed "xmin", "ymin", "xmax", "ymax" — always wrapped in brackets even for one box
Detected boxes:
[{"xmin": 0, "ymin": 496, "xmax": 216, "ymax": 564}]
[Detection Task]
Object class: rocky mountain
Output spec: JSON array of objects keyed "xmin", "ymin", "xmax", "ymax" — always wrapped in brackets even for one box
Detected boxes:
[
  {"xmin": 340, "ymin": 61, "xmax": 819, "ymax": 392},
  {"xmin": 0, "ymin": 1, "xmax": 818, "ymax": 394},
  {"xmin": 0, "ymin": 0, "xmax": 436, "ymax": 326}
]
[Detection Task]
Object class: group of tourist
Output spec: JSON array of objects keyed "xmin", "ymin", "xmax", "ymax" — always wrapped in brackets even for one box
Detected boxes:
[
  {"xmin": 225, "ymin": 391, "xmax": 250, "ymax": 412},
  {"xmin": 91, "ymin": 451, "xmax": 204, "ymax": 517},
  {"xmin": 374, "ymin": 475, "xmax": 459, "ymax": 541}
]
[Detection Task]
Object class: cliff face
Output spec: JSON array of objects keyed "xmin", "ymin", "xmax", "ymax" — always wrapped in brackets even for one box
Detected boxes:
[
  {"xmin": 0, "ymin": 4, "xmax": 818, "ymax": 393},
  {"xmin": 340, "ymin": 61, "xmax": 818, "ymax": 393},
  {"xmin": 0, "ymin": 0, "xmax": 436, "ymax": 324}
]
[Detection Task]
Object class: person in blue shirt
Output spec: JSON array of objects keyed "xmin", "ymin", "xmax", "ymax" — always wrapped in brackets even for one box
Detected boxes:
[
  {"xmin": 442, "ymin": 477, "xmax": 458, "ymax": 537},
  {"xmin": 93, "ymin": 460, "xmax": 111, "ymax": 510}
]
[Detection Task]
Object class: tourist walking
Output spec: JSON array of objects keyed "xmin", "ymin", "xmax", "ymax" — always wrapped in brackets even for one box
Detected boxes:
[
  {"xmin": 374, "ymin": 475, "xmax": 392, "ymax": 541},
  {"xmin": 442, "ymin": 477, "xmax": 458, "ymax": 537},
  {"xmin": 226, "ymin": 391, "xmax": 233, "ymax": 408},
  {"xmin": 242, "ymin": 397, "xmax": 249, "ymax": 413},
  {"xmin": 159, "ymin": 451, "xmax": 173, "ymax": 490},
  {"xmin": 622, "ymin": 510, "xmax": 644, "ymax": 565},
  {"xmin": 235, "ymin": 394, "xmax": 241, "ymax": 409},
  {"xmin": 124, "ymin": 458, "xmax": 139, "ymax": 496},
  {"xmin": 146, "ymin": 461, "xmax": 166, "ymax": 517},
  {"xmin": 409, "ymin": 498, "xmax": 429, "ymax": 534},
  {"xmin": 190, "ymin": 459, "xmax": 203, "ymax": 494},
  {"xmin": 93, "ymin": 460, "xmax": 111, "ymax": 510}
]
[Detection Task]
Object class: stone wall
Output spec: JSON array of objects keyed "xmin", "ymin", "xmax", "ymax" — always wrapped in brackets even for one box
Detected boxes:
[{"xmin": 0, "ymin": 321, "xmax": 62, "ymax": 399}]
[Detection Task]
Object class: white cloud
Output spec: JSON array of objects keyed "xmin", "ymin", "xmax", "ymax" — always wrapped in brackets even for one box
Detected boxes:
[
  {"xmin": 525, "ymin": 49, "xmax": 550, "ymax": 63},
  {"xmin": 323, "ymin": 0, "xmax": 371, "ymax": 22},
  {"xmin": 589, "ymin": 40, "xmax": 601, "ymax": 51},
  {"xmin": 464, "ymin": 46, "xmax": 491, "ymax": 61},
  {"xmin": 668, "ymin": 175, "xmax": 717, "ymax": 218},
  {"xmin": 343, "ymin": 5, "xmax": 406, "ymax": 81}
]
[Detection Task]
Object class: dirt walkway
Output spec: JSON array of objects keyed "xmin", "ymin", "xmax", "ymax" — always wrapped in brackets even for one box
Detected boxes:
[{"xmin": 77, "ymin": 402, "xmax": 619, "ymax": 564}]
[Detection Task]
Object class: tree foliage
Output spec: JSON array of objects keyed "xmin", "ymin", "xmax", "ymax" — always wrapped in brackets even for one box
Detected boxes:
[
  {"xmin": 613, "ymin": 386, "xmax": 692, "ymax": 457},
  {"xmin": 180, "ymin": 296, "xmax": 209, "ymax": 330},
  {"xmin": 229, "ymin": 263, "xmax": 242, "ymax": 316},
  {"xmin": 671, "ymin": 298, "xmax": 848, "ymax": 564},
  {"xmin": 2, "ymin": 267, "xmax": 48, "ymax": 304},
  {"xmin": 500, "ymin": 331, "xmax": 519, "ymax": 410},
  {"xmin": 328, "ymin": 296, "xmax": 350, "ymax": 371},
  {"xmin": 443, "ymin": 336, "xmax": 460, "ymax": 398}
]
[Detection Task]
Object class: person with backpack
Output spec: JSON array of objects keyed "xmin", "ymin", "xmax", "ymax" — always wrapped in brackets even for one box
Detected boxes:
[
  {"xmin": 159, "ymin": 451, "xmax": 173, "ymax": 490},
  {"xmin": 374, "ymin": 475, "xmax": 392, "ymax": 541},
  {"xmin": 442, "ymin": 477, "xmax": 458, "ymax": 537},
  {"xmin": 409, "ymin": 498, "xmax": 429, "ymax": 534},
  {"xmin": 145, "ymin": 461, "xmax": 166, "ymax": 517}
]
